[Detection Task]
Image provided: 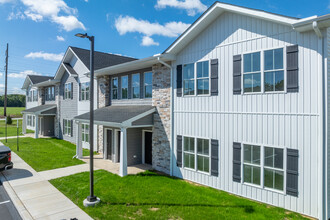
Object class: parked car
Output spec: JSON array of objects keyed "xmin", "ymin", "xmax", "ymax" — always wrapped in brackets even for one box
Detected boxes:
[{"xmin": 0, "ymin": 146, "xmax": 13, "ymax": 171}]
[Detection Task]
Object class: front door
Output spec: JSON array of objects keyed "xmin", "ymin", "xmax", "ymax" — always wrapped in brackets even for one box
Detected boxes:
[
  {"xmin": 106, "ymin": 130, "xmax": 112, "ymax": 160},
  {"xmin": 144, "ymin": 131, "xmax": 152, "ymax": 165}
]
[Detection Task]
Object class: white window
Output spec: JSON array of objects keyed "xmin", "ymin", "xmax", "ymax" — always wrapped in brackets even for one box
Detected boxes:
[
  {"xmin": 183, "ymin": 137, "xmax": 195, "ymax": 169},
  {"xmin": 243, "ymin": 52, "xmax": 261, "ymax": 93},
  {"xmin": 132, "ymin": 73, "xmax": 140, "ymax": 99},
  {"xmin": 264, "ymin": 147, "xmax": 284, "ymax": 191},
  {"xmin": 112, "ymin": 77, "xmax": 118, "ymax": 100},
  {"xmin": 243, "ymin": 144, "xmax": 261, "ymax": 185},
  {"xmin": 196, "ymin": 61, "xmax": 210, "ymax": 95},
  {"xmin": 82, "ymin": 123, "xmax": 89, "ymax": 143},
  {"xmin": 46, "ymin": 87, "xmax": 55, "ymax": 101},
  {"xmin": 63, "ymin": 119, "xmax": 72, "ymax": 136},
  {"xmin": 27, "ymin": 90, "xmax": 32, "ymax": 102},
  {"xmin": 33, "ymin": 90, "xmax": 38, "ymax": 102},
  {"xmin": 27, "ymin": 115, "xmax": 35, "ymax": 127},
  {"xmin": 144, "ymin": 72, "xmax": 152, "ymax": 98},
  {"xmin": 183, "ymin": 63, "xmax": 195, "ymax": 96},
  {"xmin": 80, "ymin": 82, "xmax": 90, "ymax": 101},
  {"xmin": 121, "ymin": 76, "xmax": 128, "ymax": 99},
  {"xmin": 183, "ymin": 136, "xmax": 210, "ymax": 173},
  {"xmin": 243, "ymin": 144, "xmax": 285, "ymax": 192},
  {"xmin": 64, "ymin": 83, "xmax": 72, "ymax": 99},
  {"xmin": 264, "ymin": 48, "xmax": 284, "ymax": 92},
  {"xmin": 197, "ymin": 138, "xmax": 210, "ymax": 172}
]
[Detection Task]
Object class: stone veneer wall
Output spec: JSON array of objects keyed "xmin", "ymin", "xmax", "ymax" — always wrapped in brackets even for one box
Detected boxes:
[
  {"xmin": 97, "ymin": 75, "xmax": 110, "ymax": 153},
  {"xmin": 152, "ymin": 63, "xmax": 171, "ymax": 174}
]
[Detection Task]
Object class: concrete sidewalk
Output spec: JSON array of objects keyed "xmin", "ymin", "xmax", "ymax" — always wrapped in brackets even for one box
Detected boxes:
[{"xmin": 0, "ymin": 151, "xmax": 93, "ymax": 220}]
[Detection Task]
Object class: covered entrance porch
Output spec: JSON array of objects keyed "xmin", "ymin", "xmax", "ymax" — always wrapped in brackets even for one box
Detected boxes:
[
  {"xmin": 74, "ymin": 105, "xmax": 155, "ymax": 177},
  {"xmin": 22, "ymin": 104, "xmax": 57, "ymax": 139}
]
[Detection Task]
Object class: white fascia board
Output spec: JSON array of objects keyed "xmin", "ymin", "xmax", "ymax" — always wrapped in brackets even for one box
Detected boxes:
[
  {"xmin": 94, "ymin": 54, "xmax": 175, "ymax": 77},
  {"xmin": 74, "ymin": 118, "xmax": 122, "ymax": 128},
  {"xmin": 62, "ymin": 63, "xmax": 78, "ymax": 77},
  {"xmin": 122, "ymin": 108, "xmax": 156, "ymax": 127},
  {"xmin": 165, "ymin": 2, "xmax": 299, "ymax": 55},
  {"xmin": 293, "ymin": 14, "xmax": 330, "ymax": 32},
  {"xmin": 68, "ymin": 47, "xmax": 89, "ymax": 73},
  {"xmin": 53, "ymin": 47, "xmax": 72, "ymax": 80},
  {"xmin": 32, "ymin": 79, "xmax": 60, "ymax": 88},
  {"xmin": 21, "ymin": 77, "xmax": 33, "ymax": 90},
  {"xmin": 24, "ymin": 105, "xmax": 57, "ymax": 115}
]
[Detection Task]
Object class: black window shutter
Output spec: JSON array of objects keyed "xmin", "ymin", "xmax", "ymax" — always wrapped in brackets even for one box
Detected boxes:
[
  {"xmin": 176, "ymin": 65, "xmax": 182, "ymax": 97},
  {"xmin": 211, "ymin": 139, "xmax": 219, "ymax": 176},
  {"xmin": 210, "ymin": 59, "xmax": 219, "ymax": 96},
  {"xmin": 71, "ymin": 120, "xmax": 73, "ymax": 137},
  {"xmin": 176, "ymin": 135, "xmax": 183, "ymax": 167},
  {"xmin": 233, "ymin": 55, "xmax": 242, "ymax": 95},
  {"xmin": 63, "ymin": 119, "xmax": 65, "ymax": 135},
  {"xmin": 287, "ymin": 45, "xmax": 299, "ymax": 93},
  {"xmin": 286, "ymin": 149, "xmax": 299, "ymax": 197},
  {"xmin": 233, "ymin": 142, "xmax": 241, "ymax": 182},
  {"xmin": 71, "ymin": 82, "xmax": 73, "ymax": 99},
  {"xmin": 79, "ymin": 83, "xmax": 81, "ymax": 101}
]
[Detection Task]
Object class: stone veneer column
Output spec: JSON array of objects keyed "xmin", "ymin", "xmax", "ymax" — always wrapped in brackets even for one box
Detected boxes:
[
  {"xmin": 152, "ymin": 63, "xmax": 171, "ymax": 174},
  {"xmin": 97, "ymin": 76, "xmax": 110, "ymax": 153}
]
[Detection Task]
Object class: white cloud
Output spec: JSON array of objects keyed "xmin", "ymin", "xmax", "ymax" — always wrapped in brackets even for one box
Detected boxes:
[
  {"xmin": 141, "ymin": 36, "xmax": 159, "ymax": 46},
  {"xmin": 0, "ymin": 84, "xmax": 4, "ymax": 88},
  {"xmin": 0, "ymin": 72, "xmax": 3, "ymax": 78},
  {"xmin": 115, "ymin": 15, "xmax": 190, "ymax": 46},
  {"xmin": 8, "ymin": 70, "xmax": 41, "ymax": 78},
  {"xmin": 155, "ymin": 0, "xmax": 207, "ymax": 16},
  {"xmin": 7, "ymin": 0, "xmax": 85, "ymax": 31},
  {"xmin": 25, "ymin": 51, "xmax": 64, "ymax": 62},
  {"xmin": 56, "ymin": 35, "xmax": 65, "ymax": 41}
]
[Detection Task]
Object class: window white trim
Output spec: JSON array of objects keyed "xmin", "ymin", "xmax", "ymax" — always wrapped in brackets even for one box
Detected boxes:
[
  {"xmin": 121, "ymin": 75, "xmax": 128, "ymax": 99},
  {"xmin": 131, "ymin": 73, "xmax": 140, "ymax": 99},
  {"xmin": 182, "ymin": 60, "xmax": 211, "ymax": 97},
  {"xmin": 63, "ymin": 119, "xmax": 72, "ymax": 136},
  {"xmin": 182, "ymin": 135, "xmax": 211, "ymax": 175},
  {"xmin": 80, "ymin": 82, "xmax": 90, "ymax": 101},
  {"xmin": 144, "ymin": 72, "xmax": 152, "ymax": 99},
  {"xmin": 241, "ymin": 142, "xmax": 286, "ymax": 193},
  {"xmin": 111, "ymin": 77, "xmax": 118, "ymax": 100},
  {"xmin": 81, "ymin": 123, "xmax": 89, "ymax": 143},
  {"xmin": 241, "ymin": 46, "xmax": 287, "ymax": 95},
  {"xmin": 64, "ymin": 83, "xmax": 72, "ymax": 100}
]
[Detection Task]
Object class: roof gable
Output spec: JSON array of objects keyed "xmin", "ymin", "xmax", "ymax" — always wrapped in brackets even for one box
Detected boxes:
[
  {"xmin": 164, "ymin": 1, "xmax": 301, "ymax": 55},
  {"xmin": 70, "ymin": 47, "xmax": 137, "ymax": 71}
]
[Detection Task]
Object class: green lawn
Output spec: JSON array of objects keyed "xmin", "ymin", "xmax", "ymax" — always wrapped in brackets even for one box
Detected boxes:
[
  {"xmin": 0, "ymin": 107, "xmax": 25, "ymax": 118},
  {"xmin": 3, "ymin": 137, "xmax": 90, "ymax": 172},
  {"xmin": 50, "ymin": 170, "xmax": 306, "ymax": 220},
  {"xmin": 0, "ymin": 119, "xmax": 33, "ymax": 138}
]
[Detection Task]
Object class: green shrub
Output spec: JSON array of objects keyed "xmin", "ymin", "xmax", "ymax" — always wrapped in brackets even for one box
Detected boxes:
[{"xmin": 6, "ymin": 115, "xmax": 12, "ymax": 125}]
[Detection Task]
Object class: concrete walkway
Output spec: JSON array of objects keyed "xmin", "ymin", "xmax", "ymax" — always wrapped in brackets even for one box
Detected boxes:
[
  {"xmin": 0, "ymin": 150, "xmax": 93, "ymax": 220},
  {"xmin": 0, "ymin": 136, "xmax": 26, "ymax": 140},
  {"xmin": 81, "ymin": 154, "xmax": 152, "ymax": 175},
  {"xmin": 39, "ymin": 163, "xmax": 99, "ymax": 181}
]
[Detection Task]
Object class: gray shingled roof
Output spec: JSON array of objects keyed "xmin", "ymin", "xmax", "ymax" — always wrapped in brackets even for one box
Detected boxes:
[
  {"xmin": 22, "ymin": 104, "xmax": 57, "ymax": 114},
  {"xmin": 63, "ymin": 63, "xmax": 78, "ymax": 75},
  {"xmin": 70, "ymin": 47, "xmax": 137, "ymax": 71},
  {"xmin": 74, "ymin": 105, "xmax": 155, "ymax": 123},
  {"xmin": 28, "ymin": 75, "xmax": 53, "ymax": 84}
]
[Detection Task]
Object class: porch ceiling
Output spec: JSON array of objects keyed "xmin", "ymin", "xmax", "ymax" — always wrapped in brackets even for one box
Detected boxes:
[{"xmin": 74, "ymin": 105, "xmax": 155, "ymax": 127}]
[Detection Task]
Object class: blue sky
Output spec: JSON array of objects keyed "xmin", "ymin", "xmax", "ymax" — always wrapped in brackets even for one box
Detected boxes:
[{"xmin": 0, "ymin": 0, "xmax": 328, "ymax": 95}]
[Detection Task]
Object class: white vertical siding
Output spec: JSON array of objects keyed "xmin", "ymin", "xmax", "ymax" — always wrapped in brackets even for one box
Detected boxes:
[
  {"xmin": 327, "ymin": 27, "xmax": 330, "ymax": 220},
  {"xmin": 172, "ymin": 12, "xmax": 323, "ymax": 219}
]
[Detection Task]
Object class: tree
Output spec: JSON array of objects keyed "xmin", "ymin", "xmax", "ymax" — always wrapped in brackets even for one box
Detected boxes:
[{"xmin": 6, "ymin": 115, "xmax": 12, "ymax": 125}]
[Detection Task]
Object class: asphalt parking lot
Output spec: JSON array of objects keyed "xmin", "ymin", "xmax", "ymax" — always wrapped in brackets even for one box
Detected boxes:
[{"xmin": 0, "ymin": 180, "xmax": 21, "ymax": 220}]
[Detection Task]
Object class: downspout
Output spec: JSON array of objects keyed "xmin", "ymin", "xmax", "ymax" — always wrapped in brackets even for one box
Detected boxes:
[
  {"xmin": 314, "ymin": 21, "xmax": 326, "ymax": 220},
  {"xmin": 157, "ymin": 57, "xmax": 174, "ymax": 176}
]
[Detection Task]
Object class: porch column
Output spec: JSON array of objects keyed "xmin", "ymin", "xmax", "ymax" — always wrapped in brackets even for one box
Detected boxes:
[
  {"xmin": 22, "ymin": 114, "xmax": 26, "ymax": 134},
  {"xmin": 76, "ymin": 122, "xmax": 83, "ymax": 159},
  {"xmin": 34, "ymin": 115, "xmax": 39, "ymax": 139},
  {"xmin": 119, "ymin": 127, "xmax": 127, "ymax": 177}
]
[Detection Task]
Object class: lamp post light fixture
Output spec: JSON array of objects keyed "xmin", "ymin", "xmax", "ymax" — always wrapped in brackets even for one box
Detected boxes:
[{"xmin": 75, "ymin": 33, "xmax": 100, "ymax": 207}]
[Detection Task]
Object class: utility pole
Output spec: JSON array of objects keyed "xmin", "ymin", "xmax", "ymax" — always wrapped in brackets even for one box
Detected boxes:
[{"xmin": 4, "ymin": 43, "xmax": 8, "ymax": 117}]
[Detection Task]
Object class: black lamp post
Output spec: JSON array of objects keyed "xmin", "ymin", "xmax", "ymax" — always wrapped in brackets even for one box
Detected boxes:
[{"xmin": 75, "ymin": 33, "xmax": 100, "ymax": 206}]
